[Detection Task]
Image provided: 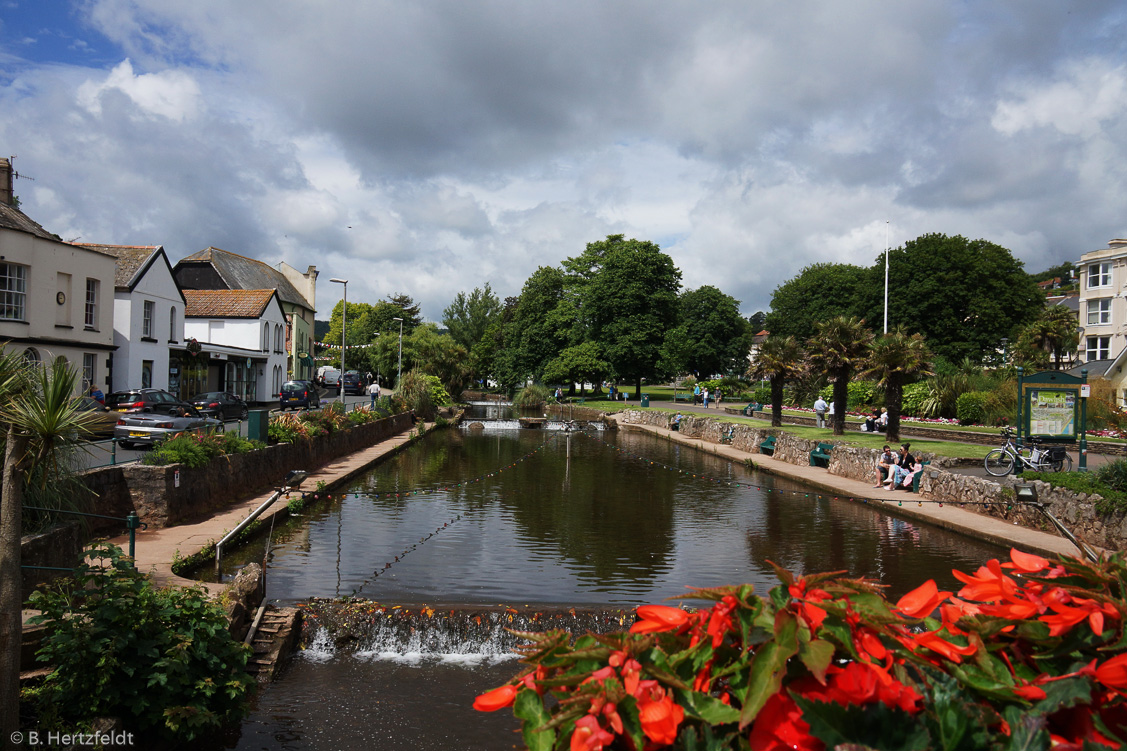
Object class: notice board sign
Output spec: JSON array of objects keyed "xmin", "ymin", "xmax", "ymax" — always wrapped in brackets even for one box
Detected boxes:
[
  {"xmin": 1027, "ymin": 389, "xmax": 1077, "ymax": 438},
  {"xmin": 1020, "ymin": 370, "xmax": 1083, "ymax": 442}
]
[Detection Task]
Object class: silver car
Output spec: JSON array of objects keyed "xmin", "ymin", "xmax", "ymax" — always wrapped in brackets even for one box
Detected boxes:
[{"xmin": 114, "ymin": 407, "xmax": 222, "ymax": 449}]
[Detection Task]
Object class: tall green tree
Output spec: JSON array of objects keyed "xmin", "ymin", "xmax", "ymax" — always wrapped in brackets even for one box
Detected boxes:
[
  {"xmin": 862, "ymin": 329, "xmax": 934, "ymax": 442},
  {"xmin": 765, "ymin": 263, "xmax": 868, "ymax": 341},
  {"xmin": 564, "ymin": 235, "xmax": 681, "ymax": 397},
  {"xmin": 2, "ymin": 356, "xmax": 98, "ymax": 739},
  {"xmin": 747, "ymin": 335, "xmax": 805, "ymax": 427},
  {"xmin": 856, "ymin": 234, "xmax": 1043, "ymax": 363},
  {"xmin": 807, "ymin": 316, "xmax": 874, "ymax": 435},
  {"xmin": 442, "ymin": 284, "xmax": 502, "ymax": 383},
  {"xmin": 1013, "ymin": 305, "xmax": 1079, "ymax": 371},
  {"xmin": 502, "ymin": 267, "xmax": 571, "ymax": 387},
  {"xmin": 662, "ymin": 286, "xmax": 753, "ymax": 378},
  {"xmin": 542, "ymin": 342, "xmax": 610, "ymax": 394}
]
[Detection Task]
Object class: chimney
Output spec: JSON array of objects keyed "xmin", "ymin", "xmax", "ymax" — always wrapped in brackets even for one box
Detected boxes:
[{"xmin": 0, "ymin": 158, "xmax": 12, "ymax": 207}]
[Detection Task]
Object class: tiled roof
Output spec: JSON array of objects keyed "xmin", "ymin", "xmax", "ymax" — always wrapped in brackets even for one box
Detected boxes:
[
  {"xmin": 0, "ymin": 202, "xmax": 59, "ymax": 241},
  {"xmin": 74, "ymin": 244, "xmax": 161, "ymax": 288},
  {"xmin": 183, "ymin": 289, "xmax": 277, "ymax": 318},
  {"xmin": 178, "ymin": 247, "xmax": 312, "ymax": 310}
]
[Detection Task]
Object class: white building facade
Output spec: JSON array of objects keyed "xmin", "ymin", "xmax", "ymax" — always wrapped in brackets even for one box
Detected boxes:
[
  {"xmin": 1077, "ymin": 239, "xmax": 1127, "ymax": 364},
  {"xmin": 78, "ymin": 244, "xmax": 186, "ymax": 394},
  {"xmin": 0, "ymin": 160, "xmax": 116, "ymax": 390},
  {"xmin": 183, "ymin": 289, "xmax": 290, "ymax": 403}
]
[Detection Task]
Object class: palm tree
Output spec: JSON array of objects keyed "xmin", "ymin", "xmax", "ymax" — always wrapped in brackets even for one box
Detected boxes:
[
  {"xmin": 748, "ymin": 335, "xmax": 804, "ymax": 427},
  {"xmin": 863, "ymin": 329, "xmax": 934, "ymax": 442},
  {"xmin": 1, "ymin": 354, "xmax": 96, "ymax": 739},
  {"xmin": 807, "ymin": 316, "xmax": 873, "ymax": 435}
]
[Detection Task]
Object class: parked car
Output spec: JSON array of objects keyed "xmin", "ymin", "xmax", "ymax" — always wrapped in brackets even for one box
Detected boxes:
[
  {"xmin": 321, "ymin": 369, "xmax": 341, "ymax": 388},
  {"xmin": 279, "ymin": 380, "xmax": 321, "ymax": 411},
  {"xmin": 341, "ymin": 370, "xmax": 364, "ymax": 396},
  {"xmin": 106, "ymin": 388, "xmax": 193, "ymax": 415},
  {"xmin": 114, "ymin": 407, "xmax": 222, "ymax": 449},
  {"xmin": 74, "ymin": 396, "xmax": 121, "ymax": 437},
  {"xmin": 188, "ymin": 391, "xmax": 250, "ymax": 421}
]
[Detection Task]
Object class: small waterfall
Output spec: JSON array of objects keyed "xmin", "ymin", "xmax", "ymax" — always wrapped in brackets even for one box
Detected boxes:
[{"xmin": 299, "ymin": 600, "xmax": 636, "ymax": 664}]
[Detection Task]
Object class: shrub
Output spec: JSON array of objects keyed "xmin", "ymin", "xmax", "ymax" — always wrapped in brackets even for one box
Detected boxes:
[
  {"xmin": 395, "ymin": 369, "xmax": 437, "ymax": 419},
  {"xmin": 141, "ymin": 429, "xmax": 264, "ymax": 467},
  {"xmin": 818, "ymin": 380, "xmax": 879, "ymax": 409},
  {"xmin": 752, "ymin": 386, "xmax": 772, "ymax": 405},
  {"xmin": 27, "ymin": 544, "xmax": 255, "ymax": 742},
  {"xmin": 513, "ymin": 383, "xmax": 549, "ymax": 408},
  {"xmin": 1095, "ymin": 458, "xmax": 1127, "ymax": 495},
  {"xmin": 475, "ymin": 551, "xmax": 1127, "ymax": 750},
  {"xmin": 268, "ymin": 412, "xmax": 310, "ymax": 443},
  {"xmin": 955, "ymin": 390, "xmax": 990, "ymax": 425},
  {"xmin": 1024, "ymin": 468, "xmax": 1127, "ymax": 515},
  {"xmin": 900, "ymin": 381, "xmax": 930, "ymax": 417}
]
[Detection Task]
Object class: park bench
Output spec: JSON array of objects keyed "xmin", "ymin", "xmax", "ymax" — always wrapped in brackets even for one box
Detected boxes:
[
  {"xmin": 720, "ymin": 426, "xmax": 735, "ymax": 444},
  {"xmin": 672, "ymin": 393, "xmax": 695, "ymax": 403},
  {"xmin": 743, "ymin": 403, "xmax": 762, "ymax": 416},
  {"xmin": 906, "ymin": 461, "xmax": 930, "ymax": 493},
  {"xmin": 758, "ymin": 435, "xmax": 777, "ymax": 456},
  {"xmin": 810, "ymin": 442, "xmax": 834, "ymax": 468}
]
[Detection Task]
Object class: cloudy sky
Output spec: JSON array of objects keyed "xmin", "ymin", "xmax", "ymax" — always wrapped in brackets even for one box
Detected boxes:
[{"xmin": 2, "ymin": 2, "xmax": 1125, "ymax": 326}]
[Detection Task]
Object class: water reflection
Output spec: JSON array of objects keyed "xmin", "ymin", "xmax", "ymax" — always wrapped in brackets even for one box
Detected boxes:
[{"xmin": 209, "ymin": 427, "xmax": 1004, "ymax": 603}]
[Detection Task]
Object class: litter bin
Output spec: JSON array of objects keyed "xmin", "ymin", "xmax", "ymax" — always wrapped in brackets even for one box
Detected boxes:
[
  {"xmin": 641, "ymin": 394, "xmax": 650, "ymax": 407},
  {"xmin": 247, "ymin": 409, "xmax": 269, "ymax": 443}
]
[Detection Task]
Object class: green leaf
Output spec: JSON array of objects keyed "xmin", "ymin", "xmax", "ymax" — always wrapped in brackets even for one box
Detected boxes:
[
  {"xmin": 999, "ymin": 705, "xmax": 1048, "ymax": 751},
  {"xmin": 794, "ymin": 695, "xmax": 931, "ymax": 751},
  {"xmin": 674, "ymin": 688, "xmax": 741, "ymax": 725},
  {"xmin": 513, "ymin": 689, "xmax": 555, "ymax": 751},
  {"xmin": 799, "ymin": 638, "xmax": 835, "ymax": 684}
]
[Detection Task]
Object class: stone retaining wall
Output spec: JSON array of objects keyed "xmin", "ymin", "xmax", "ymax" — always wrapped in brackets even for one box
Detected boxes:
[{"xmin": 616, "ymin": 409, "xmax": 1127, "ymax": 552}]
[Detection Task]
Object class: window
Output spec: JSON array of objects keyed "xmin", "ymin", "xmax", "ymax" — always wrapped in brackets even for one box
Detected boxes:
[
  {"xmin": 141, "ymin": 360, "xmax": 153, "ymax": 388},
  {"xmin": 84, "ymin": 279, "xmax": 99, "ymax": 328},
  {"xmin": 1088, "ymin": 298, "xmax": 1112, "ymax": 325},
  {"xmin": 169, "ymin": 307, "xmax": 177, "ymax": 341},
  {"xmin": 0, "ymin": 263, "xmax": 27, "ymax": 321},
  {"xmin": 1089, "ymin": 262, "xmax": 1112, "ymax": 289},
  {"xmin": 23, "ymin": 347, "xmax": 40, "ymax": 366},
  {"xmin": 274, "ymin": 324, "xmax": 283, "ymax": 353},
  {"xmin": 1086, "ymin": 336, "xmax": 1111, "ymax": 361},
  {"xmin": 142, "ymin": 300, "xmax": 154, "ymax": 338},
  {"xmin": 263, "ymin": 323, "xmax": 270, "ymax": 352},
  {"xmin": 83, "ymin": 353, "xmax": 96, "ymax": 388}
]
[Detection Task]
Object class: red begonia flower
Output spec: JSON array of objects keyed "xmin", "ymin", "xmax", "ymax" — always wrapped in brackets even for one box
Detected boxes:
[
  {"xmin": 473, "ymin": 684, "xmax": 517, "ymax": 712},
  {"xmin": 895, "ymin": 579, "xmax": 950, "ymax": 619},
  {"xmin": 638, "ymin": 688, "xmax": 685, "ymax": 746},
  {"xmin": 630, "ymin": 605, "xmax": 691, "ymax": 634},
  {"xmin": 571, "ymin": 715, "xmax": 615, "ymax": 751}
]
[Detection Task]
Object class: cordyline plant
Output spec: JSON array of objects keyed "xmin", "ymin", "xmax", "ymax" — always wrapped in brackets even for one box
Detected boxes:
[{"xmin": 474, "ymin": 550, "xmax": 1127, "ymax": 750}]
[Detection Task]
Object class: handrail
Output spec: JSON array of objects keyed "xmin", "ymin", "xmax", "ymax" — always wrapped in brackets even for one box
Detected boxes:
[{"xmin": 215, "ymin": 471, "xmax": 306, "ymax": 576}]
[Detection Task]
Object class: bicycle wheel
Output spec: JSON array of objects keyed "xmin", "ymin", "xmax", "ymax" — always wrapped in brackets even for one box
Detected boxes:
[
  {"xmin": 1049, "ymin": 453, "xmax": 1073, "ymax": 473},
  {"xmin": 984, "ymin": 448, "xmax": 1014, "ymax": 476}
]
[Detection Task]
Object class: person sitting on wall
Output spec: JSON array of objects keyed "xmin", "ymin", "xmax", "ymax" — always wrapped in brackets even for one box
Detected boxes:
[
  {"xmin": 671, "ymin": 413, "xmax": 683, "ymax": 431},
  {"xmin": 873, "ymin": 445, "xmax": 895, "ymax": 487}
]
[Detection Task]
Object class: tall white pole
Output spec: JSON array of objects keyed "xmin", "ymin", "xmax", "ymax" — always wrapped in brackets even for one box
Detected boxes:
[
  {"xmin": 330, "ymin": 278, "xmax": 348, "ymax": 404},
  {"xmin": 883, "ymin": 221, "xmax": 889, "ymax": 334}
]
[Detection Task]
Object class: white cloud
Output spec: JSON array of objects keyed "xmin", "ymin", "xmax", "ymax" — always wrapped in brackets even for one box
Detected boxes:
[
  {"xmin": 76, "ymin": 58, "xmax": 201, "ymax": 121},
  {"xmin": 992, "ymin": 59, "xmax": 1127, "ymax": 137}
]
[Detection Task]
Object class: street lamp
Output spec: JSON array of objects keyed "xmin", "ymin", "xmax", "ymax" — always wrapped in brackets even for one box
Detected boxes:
[
  {"xmin": 330, "ymin": 278, "xmax": 347, "ymax": 403},
  {"xmin": 393, "ymin": 316, "xmax": 403, "ymax": 389}
]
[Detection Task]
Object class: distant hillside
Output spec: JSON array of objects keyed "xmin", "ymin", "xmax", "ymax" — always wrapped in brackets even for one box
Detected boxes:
[{"xmin": 314, "ymin": 319, "xmax": 331, "ymax": 344}]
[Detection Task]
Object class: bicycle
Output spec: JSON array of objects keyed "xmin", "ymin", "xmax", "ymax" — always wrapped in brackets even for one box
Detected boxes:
[{"xmin": 983, "ymin": 427, "xmax": 1073, "ymax": 476}]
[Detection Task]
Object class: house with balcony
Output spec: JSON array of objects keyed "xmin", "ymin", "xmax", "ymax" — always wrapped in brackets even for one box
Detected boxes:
[
  {"xmin": 182, "ymin": 289, "xmax": 290, "ymax": 404},
  {"xmin": 75, "ymin": 244, "xmax": 186, "ymax": 395},
  {"xmin": 0, "ymin": 159, "xmax": 116, "ymax": 391},
  {"xmin": 1077, "ymin": 239, "xmax": 1127, "ymax": 365},
  {"xmin": 173, "ymin": 247, "xmax": 318, "ymax": 382}
]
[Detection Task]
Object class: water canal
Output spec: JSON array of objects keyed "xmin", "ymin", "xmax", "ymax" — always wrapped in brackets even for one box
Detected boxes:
[{"xmin": 216, "ymin": 407, "xmax": 1007, "ymax": 749}]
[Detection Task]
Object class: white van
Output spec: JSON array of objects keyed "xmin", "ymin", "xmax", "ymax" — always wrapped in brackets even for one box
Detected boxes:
[{"xmin": 318, "ymin": 367, "xmax": 341, "ymax": 387}]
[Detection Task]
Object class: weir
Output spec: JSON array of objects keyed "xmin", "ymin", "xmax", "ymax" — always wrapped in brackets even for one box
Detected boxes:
[{"xmin": 298, "ymin": 600, "xmax": 636, "ymax": 662}]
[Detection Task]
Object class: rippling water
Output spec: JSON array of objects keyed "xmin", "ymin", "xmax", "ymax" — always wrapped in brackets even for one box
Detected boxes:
[{"xmin": 215, "ymin": 422, "xmax": 1007, "ymax": 749}]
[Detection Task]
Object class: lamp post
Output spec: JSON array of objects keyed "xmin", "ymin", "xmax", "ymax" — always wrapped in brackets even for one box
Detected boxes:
[
  {"xmin": 330, "ymin": 278, "xmax": 347, "ymax": 404},
  {"xmin": 393, "ymin": 316, "xmax": 403, "ymax": 390}
]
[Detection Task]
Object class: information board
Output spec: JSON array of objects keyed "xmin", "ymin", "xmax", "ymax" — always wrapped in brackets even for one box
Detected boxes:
[{"xmin": 1027, "ymin": 388, "xmax": 1077, "ymax": 438}]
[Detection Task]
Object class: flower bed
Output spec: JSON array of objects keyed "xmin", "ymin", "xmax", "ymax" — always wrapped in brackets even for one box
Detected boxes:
[{"xmin": 476, "ymin": 550, "xmax": 1127, "ymax": 750}]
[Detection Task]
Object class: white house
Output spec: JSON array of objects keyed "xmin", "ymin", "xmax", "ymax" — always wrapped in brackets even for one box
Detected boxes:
[
  {"xmin": 0, "ymin": 159, "xmax": 116, "ymax": 391},
  {"xmin": 1077, "ymin": 239, "xmax": 1127, "ymax": 364},
  {"xmin": 182, "ymin": 289, "xmax": 290, "ymax": 404},
  {"xmin": 75, "ymin": 244, "xmax": 186, "ymax": 394}
]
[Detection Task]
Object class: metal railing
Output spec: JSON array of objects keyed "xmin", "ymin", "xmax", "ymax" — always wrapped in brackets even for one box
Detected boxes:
[{"xmin": 20, "ymin": 506, "xmax": 147, "ymax": 570}]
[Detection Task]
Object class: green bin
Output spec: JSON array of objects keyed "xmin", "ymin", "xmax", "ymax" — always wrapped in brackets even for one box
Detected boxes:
[
  {"xmin": 641, "ymin": 394, "xmax": 650, "ymax": 407},
  {"xmin": 247, "ymin": 409, "xmax": 269, "ymax": 442}
]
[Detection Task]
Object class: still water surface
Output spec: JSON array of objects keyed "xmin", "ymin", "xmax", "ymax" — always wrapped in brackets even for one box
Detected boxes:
[{"xmin": 220, "ymin": 422, "xmax": 1006, "ymax": 749}]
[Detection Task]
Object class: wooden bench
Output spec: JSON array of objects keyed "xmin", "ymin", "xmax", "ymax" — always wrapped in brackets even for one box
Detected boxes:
[
  {"xmin": 672, "ymin": 393, "xmax": 695, "ymax": 403},
  {"xmin": 743, "ymin": 403, "xmax": 762, "ymax": 416},
  {"xmin": 810, "ymin": 442, "xmax": 834, "ymax": 468},
  {"xmin": 758, "ymin": 435, "xmax": 777, "ymax": 456}
]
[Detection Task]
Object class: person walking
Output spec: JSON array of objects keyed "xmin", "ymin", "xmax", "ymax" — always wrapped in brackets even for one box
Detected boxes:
[
  {"xmin": 693, "ymin": 384, "xmax": 701, "ymax": 405},
  {"xmin": 703, "ymin": 388, "xmax": 710, "ymax": 408},
  {"xmin": 814, "ymin": 396, "xmax": 827, "ymax": 428},
  {"xmin": 368, "ymin": 379, "xmax": 381, "ymax": 408}
]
